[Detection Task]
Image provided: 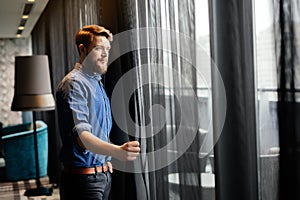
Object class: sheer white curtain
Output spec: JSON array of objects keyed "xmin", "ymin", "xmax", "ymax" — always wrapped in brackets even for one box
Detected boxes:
[
  {"xmin": 123, "ymin": 0, "xmax": 214, "ymax": 199},
  {"xmin": 253, "ymin": 2, "xmax": 279, "ymax": 199}
]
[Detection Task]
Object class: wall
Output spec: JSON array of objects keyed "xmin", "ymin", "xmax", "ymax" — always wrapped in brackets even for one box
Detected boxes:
[{"xmin": 0, "ymin": 38, "xmax": 32, "ymax": 126}]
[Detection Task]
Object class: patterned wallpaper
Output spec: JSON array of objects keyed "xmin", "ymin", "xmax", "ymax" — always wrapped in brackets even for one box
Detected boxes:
[{"xmin": 0, "ymin": 38, "xmax": 32, "ymax": 126}]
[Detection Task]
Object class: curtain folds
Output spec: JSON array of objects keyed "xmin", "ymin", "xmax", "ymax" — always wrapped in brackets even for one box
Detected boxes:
[
  {"xmin": 209, "ymin": 0, "xmax": 259, "ymax": 200},
  {"xmin": 103, "ymin": 0, "xmax": 205, "ymax": 199},
  {"xmin": 133, "ymin": 1, "xmax": 205, "ymax": 199}
]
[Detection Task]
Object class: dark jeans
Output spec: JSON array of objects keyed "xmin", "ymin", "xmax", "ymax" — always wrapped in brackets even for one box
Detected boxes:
[{"xmin": 60, "ymin": 171, "xmax": 112, "ymax": 200}]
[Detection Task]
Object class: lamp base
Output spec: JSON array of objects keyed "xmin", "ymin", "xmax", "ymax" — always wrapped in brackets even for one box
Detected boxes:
[{"xmin": 24, "ymin": 186, "xmax": 53, "ymax": 197}]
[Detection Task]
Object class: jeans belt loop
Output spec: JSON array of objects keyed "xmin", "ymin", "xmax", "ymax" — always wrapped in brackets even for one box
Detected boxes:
[
  {"xmin": 94, "ymin": 165, "xmax": 98, "ymax": 176},
  {"xmin": 101, "ymin": 164, "xmax": 104, "ymax": 173}
]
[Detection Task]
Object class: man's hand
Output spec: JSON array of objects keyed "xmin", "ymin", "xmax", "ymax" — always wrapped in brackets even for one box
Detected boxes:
[
  {"xmin": 78, "ymin": 131, "xmax": 140, "ymax": 161},
  {"xmin": 116, "ymin": 141, "xmax": 140, "ymax": 161}
]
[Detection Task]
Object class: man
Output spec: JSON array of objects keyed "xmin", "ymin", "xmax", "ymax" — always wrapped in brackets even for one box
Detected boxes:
[{"xmin": 56, "ymin": 25, "xmax": 140, "ymax": 200}]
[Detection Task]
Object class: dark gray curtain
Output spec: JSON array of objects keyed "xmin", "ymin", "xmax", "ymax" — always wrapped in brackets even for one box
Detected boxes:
[
  {"xmin": 101, "ymin": 1, "xmax": 139, "ymax": 199},
  {"xmin": 274, "ymin": 0, "xmax": 300, "ymax": 199},
  {"xmin": 209, "ymin": 0, "xmax": 259, "ymax": 200}
]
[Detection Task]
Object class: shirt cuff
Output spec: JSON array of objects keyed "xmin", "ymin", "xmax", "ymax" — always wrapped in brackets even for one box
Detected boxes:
[{"xmin": 73, "ymin": 123, "xmax": 92, "ymax": 136}]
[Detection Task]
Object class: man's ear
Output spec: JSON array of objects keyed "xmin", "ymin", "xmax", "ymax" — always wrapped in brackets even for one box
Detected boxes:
[{"xmin": 79, "ymin": 44, "xmax": 86, "ymax": 55}]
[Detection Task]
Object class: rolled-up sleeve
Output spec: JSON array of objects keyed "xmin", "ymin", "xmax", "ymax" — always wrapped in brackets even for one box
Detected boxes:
[{"xmin": 68, "ymin": 79, "xmax": 92, "ymax": 136}]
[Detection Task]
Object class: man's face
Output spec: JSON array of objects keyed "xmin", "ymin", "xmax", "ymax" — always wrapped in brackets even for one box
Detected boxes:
[{"xmin": 83, "ymin": 36, "xmax": 111, "ymax": 74}]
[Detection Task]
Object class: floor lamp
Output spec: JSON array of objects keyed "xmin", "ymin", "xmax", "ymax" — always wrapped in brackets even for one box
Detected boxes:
[{"xmin": 11, "ymin": 55, "xmax": 55, "ymax": 196}]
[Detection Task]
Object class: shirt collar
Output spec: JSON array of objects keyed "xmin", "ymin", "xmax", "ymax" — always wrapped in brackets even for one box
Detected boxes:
[{"xmin": 74, "ymin": 63, "xmax": 102, "ymax": 82}]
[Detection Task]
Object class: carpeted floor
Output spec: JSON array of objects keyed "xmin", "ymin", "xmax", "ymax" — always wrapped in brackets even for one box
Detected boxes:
[{"xmin": 0, "ymin": 176, "xmax": 60, "ymax": 200}]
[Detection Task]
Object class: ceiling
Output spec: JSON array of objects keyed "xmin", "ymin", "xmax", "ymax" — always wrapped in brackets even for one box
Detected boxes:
[{"xmin": 0, "ymin": 0, "xmax": 49, "ymax": 38}]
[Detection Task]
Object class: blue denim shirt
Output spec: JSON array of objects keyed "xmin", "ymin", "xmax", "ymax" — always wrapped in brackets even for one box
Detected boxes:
[{"xmin": 56, "ymin": 63, "xmax": 112, "ymax": 167}]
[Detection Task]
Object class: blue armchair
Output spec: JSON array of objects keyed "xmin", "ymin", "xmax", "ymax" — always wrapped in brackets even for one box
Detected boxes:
[{"xmin": 1, "ymin": 120, "xmax": 48, "ymax": 181}]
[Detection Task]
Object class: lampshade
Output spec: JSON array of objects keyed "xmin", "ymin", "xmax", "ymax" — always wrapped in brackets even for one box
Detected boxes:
[{"xmin": 11, "ymin": 55, "xmax": 55, "ymax": 111}]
